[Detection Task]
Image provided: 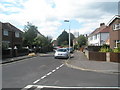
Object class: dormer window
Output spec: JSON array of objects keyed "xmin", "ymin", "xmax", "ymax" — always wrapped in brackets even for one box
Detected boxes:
[{"xmin": 113, "ymin": 24, "xmax": 120, "ymax": 30}]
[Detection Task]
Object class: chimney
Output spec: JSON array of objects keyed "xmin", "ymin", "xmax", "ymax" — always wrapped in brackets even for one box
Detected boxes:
[{"xmin": 100, "ymin": 23, "xmax": 105, "ymax": 27}]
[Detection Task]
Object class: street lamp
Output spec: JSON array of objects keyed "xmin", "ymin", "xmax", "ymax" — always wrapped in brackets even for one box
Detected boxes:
[{"xmin": 64, "ymin": 20, "xmax": 71, "ymax": 58}]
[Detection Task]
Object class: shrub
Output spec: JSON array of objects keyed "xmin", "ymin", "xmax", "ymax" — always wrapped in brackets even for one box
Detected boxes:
[
  {"xmin": 113, "ymin": 47, "xmax": 120, "ymax": 53},
  {"xmin": 99, "ymin": 47, "xmax": 112, "ymax": 52},
  {"xmin": 102, "ymin": 44, "xmax": 109, "ymax": 48}
]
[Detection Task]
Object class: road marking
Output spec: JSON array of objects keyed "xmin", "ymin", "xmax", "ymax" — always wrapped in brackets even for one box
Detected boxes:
[
  {"xmin": 56, "ymin": 67, "xmax": 59, "ymax": 70},
  {"xmin": 22, "ymin": 85, "xmax": 120, "ymax": 90},
  {"xmin": 60, "ymin": 64, "xmax": 64, "ymax": 67},
  {"xmin": 47, "ymin": 72, "xmax": 52, "ymax": 75},
  {"xmin": 41, "ymin": 75, "xmax": 47, "ymax": 79},
  {"xmin": 33, "ymin": 64, "xmax": 64, "ymax": 84},
  {"xmin": 33, "ymin": 79, "xmax": 41, "ymax": 84},
  {"xmin": 52, "ymin": 69, "xmax": 56, "ymax": 72}
]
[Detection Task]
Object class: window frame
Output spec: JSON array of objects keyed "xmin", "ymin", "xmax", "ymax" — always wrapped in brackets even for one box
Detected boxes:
[
  {"xmin": 15, "ymin": 31, "xmax": 20, "ymax": 38},
  {"xmin": 113, "ymin": 24, "xmax": 120, "ymax": 30},
  {"xmin": 3, "ymin": 29, "xmax": 8, "ymax": 36}
]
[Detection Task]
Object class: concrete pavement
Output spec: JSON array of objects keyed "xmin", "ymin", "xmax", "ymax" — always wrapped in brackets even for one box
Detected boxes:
[{"xmin": 64, "ymin": 51, "xmax": 120, "ymax": 74}]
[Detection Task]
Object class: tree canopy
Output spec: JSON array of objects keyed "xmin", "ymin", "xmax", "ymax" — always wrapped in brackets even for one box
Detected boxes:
[
  {"xmin": 23, "ymin": 22, "xmax": 38, "ymax": 47},
  {"xmin": 77, "ymin": 35, "xmax": 87, "ymax": 47},
  {"xmin": 57, "ymin": 30, "xmax": 75, "ymax": 47}
]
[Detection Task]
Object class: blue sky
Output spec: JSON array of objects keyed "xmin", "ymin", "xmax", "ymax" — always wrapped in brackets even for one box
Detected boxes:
[{"xmin": 0, "ymin": 0, "xmax": 119, "ymax": 39}]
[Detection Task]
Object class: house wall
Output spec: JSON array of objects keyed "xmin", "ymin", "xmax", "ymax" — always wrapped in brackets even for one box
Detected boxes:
[
  {"xmin": 101, "ymin": 33, "xmax": 109, "ymax": 45},
  {"xmin": 88, "ymin": 35, "xmax": 100, "ymax": 46},
  {"xmin": 2, "ymin": 23, "xmax": 22, "ymax": 49},
  {"xmin": 88, "ymin": 33, "xmax": 109, "ymax": 46},
  {"xmin": 109, "ymin": 18, "xmax": 120, "ymax": 49}
]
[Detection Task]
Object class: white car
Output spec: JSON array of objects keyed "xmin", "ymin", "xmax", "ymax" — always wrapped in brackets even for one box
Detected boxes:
[{"xmin": 54, "ymin": 48, "xmax": 70, "ymax": 59}]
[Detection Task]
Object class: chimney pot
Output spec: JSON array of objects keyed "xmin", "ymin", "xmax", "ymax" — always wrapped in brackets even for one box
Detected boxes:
[{"xmin": 100, "ymin": 23, "xmax": 105, "ymax": 27}]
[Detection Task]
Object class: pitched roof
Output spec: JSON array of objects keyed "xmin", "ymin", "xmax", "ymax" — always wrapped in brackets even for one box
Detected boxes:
[
  {"xmin": 89, "ymin": 26, "xmax": 109, "ymax": 37},
  {"xmin": 2, "ymin": 22, "xmax": 23, "ymax": 32},
  {"xmin": 107, "ymin": 15, "xmax": 120, "ymax": 26}
]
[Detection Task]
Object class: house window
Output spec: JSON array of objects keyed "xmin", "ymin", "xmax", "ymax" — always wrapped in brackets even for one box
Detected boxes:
[
  {"xmin": 115, "ymin": 40, "xmax": 120, "ymax": 48},
  {"xmin": 113, "ymin": 24, "xmax": 120, "ymax": 30},
  {"xmin": 15, "ymin": 32, "xmax": 20, "ymax": 38},
  {"xmin": 2, "ymin": 41, "xmax": 10, "ymax": 49},
  {"xmin": 94, "ymin": 35, "xmax": 97, "ymax": 40},
  {"xmin": 90, "ymin": 37, "xmax": 93, "ymax": 40},
  {"xmin": 3, "ymin": 30, "xmax": 8, "ymax": 36}
]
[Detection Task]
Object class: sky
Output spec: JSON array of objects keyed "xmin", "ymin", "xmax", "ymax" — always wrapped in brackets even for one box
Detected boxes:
[{"xmin": 0, "ymin": 0, "xmax": 119, "ymax": 40}]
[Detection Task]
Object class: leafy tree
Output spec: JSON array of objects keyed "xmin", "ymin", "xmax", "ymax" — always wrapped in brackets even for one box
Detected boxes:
[
  {"xmin": 33, "ymin": 35, "xmax": 53, "ymax": 52},
  {"xmin": 77, "ymin": 35, "xmax": 87, "ymax": 47},
  {"xmin": 57, "ymin": 30, "xmax": 75, "ymax": 46},
  {"xmin": 57, "ymin": 30, "xmax": 68, "ymax": 46},
  {"xmin": 23, "ymin": 22, "xmax": 38, "ymax": 48}
]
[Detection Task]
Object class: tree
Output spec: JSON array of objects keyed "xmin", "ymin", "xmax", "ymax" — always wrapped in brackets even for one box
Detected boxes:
[
  {"xmin": 57, "ymin": 30, "xmax": 68, "ymax": 46},
  {"xmin": 77, "ymin": 35, "xmax": 87, "ymax": 47},
  {"xmin": 57, "ymin": 30, "xmax": 75, "ymax": 47},
  {"xmin": 33, "ymin": 35, "xmax": 53, "ymax": 52},
  {"xmin": 23, "ymin": 22, "xmax": 38, "ymax": 48}
]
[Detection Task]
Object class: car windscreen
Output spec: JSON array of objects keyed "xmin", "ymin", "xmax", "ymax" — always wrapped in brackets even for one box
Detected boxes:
[{"xmin": 57, "ymin": 49, "xmax": 67, "ymax": 52}]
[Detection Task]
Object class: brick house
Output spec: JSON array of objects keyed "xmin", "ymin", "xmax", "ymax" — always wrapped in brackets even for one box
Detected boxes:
[
  {"xmin": 1, "ymin": 22, "xmax": 23, "ymax": 56},
  {"xmin": 108, "ymin": 15, "xmax": 120, "ymax": 49},
  {"xmin": 88, "ymin": 23, "xmax": 110, "ymax": 46}
]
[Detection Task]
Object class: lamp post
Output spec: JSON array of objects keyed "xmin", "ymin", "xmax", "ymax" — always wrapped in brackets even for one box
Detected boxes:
[{"xmin": 64, "ymin": 20, "xmax": 71, "ymax": 58}]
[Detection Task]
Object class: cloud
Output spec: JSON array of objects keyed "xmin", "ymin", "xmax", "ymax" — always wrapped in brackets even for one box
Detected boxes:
[{"xmin": 0, "ymin": 0, "xmax": 119, "ymax": 39}]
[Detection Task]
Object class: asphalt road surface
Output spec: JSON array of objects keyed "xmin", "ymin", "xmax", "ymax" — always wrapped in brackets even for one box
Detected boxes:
[{"xmin": 2, "ymin": 53, "xmax": 119, "ymax": 90}]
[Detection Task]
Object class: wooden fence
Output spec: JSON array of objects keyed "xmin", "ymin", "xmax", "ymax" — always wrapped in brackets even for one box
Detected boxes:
[
  {"xmin": 89, "ymin": 51, "xmax": 106, "ymax": 61},
  {"xmin": 87, "ymin": 51, "xmax": 120, "ymax": 63}
]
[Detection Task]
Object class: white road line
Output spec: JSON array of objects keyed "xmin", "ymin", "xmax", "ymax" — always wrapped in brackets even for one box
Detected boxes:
[
  {"xmin": 33, "ymin": 79, "xmax": 41, "ymax": 84},
  {"xmin": 60, "ymin": 64, "xmax": 64, "ymax": 67},
  {"xmin": 22, "ymin": 85, "xmax": 120, "ymax": 89},
  {"xmin": 32, "ymin": 64, "xmax": 64, "ymax": 84},
  {"xmin": 41, "ymin": 75, "xmax": 47, "ymax": 79},
  {"xmin": 56, "ymin": 67, "xmax": 59, "ymax": 70},
  {"xmin": 21, "ymin": 85, "xmax": 34, "ymax": 90},
  {"xmin": 46, "ymin": 72, "xmax": 52, "ymax": 76},
  {"xmin": 52, "ymin": 69, "xmax": 56, "ymax": 72}
]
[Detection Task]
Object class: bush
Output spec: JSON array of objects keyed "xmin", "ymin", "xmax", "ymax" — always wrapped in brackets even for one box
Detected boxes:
[
  {"xmin": 99, "ymin": 47, "xmax": 112, "ymax": 52},
  {"xmin": 113, "ymin": 47, "xmax": 120, "ymax": 53},
  {"xmin": 100, "ymin": 47, "xmax": 120, "ymax": 53},
  {"xmin": 102, "ymin": 44, "xmax": 109, "ymax": 48}
]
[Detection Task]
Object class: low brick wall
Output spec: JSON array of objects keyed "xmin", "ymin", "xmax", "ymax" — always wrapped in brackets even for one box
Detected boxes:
[
  {"xmin": 2, "ymin": 49, "xmax": 12, "ymax": 58},
  {"xmin": 89, "ymin": 51, "xmax": 106, "ymax": 61},
  {"xmin": 110, "ymin": 53, "xmax": 120, "ymax": 63}
]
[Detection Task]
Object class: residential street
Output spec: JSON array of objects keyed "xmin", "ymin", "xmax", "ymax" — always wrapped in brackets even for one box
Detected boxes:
[{"xmin": 2, "ymin": 52, "xmax": 119, "ymax": 89}]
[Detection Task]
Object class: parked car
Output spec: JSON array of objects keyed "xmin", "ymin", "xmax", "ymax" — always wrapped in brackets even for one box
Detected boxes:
[
  {"xmin": 67, "ymin": 47, "xmax": 74, "ymax": 53},
  {"xmin": 54, "ymin": 48, "xmax": 70, "ymax": 59}
]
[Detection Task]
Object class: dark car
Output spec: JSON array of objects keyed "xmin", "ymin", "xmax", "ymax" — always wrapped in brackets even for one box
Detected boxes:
[{"xmin": 67, "ymin": 47, "xmax": 74, "ymax": 53}]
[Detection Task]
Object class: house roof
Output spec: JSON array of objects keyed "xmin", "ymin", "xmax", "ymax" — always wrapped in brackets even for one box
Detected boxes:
[
  {"xmin": 89, "ymin": 26, "xmax": 109, "ymax": 37},
  {"xmin": 2, "ymin": 22, "xmax": 23, "ymax": 32},
  {"xmin": 107, "ymin": 15, "xmax": 120, "ymax": 26}
]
